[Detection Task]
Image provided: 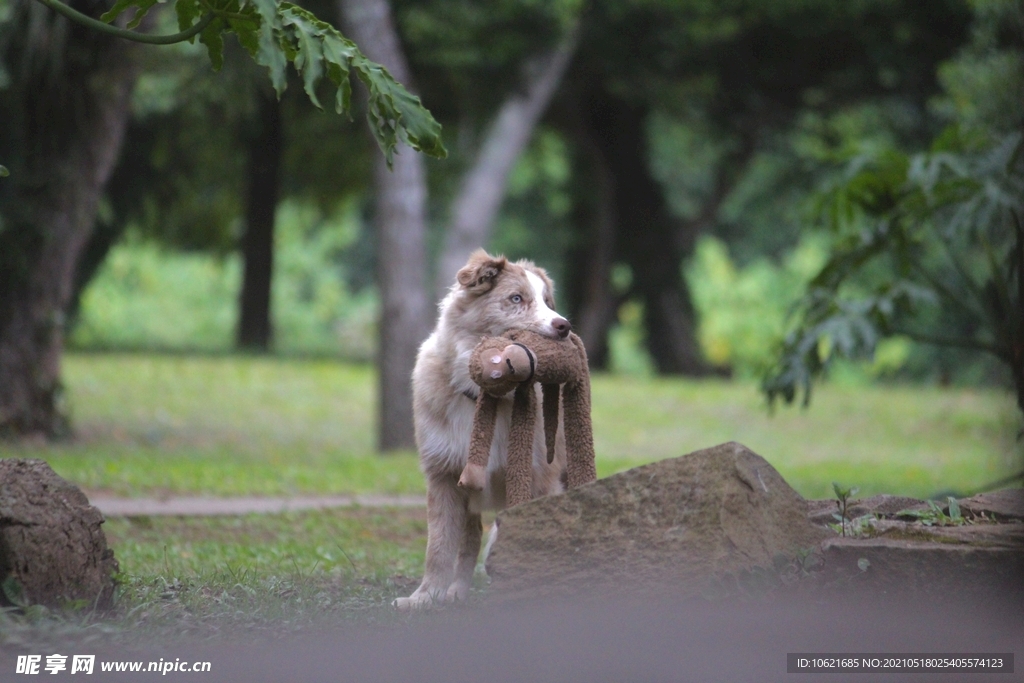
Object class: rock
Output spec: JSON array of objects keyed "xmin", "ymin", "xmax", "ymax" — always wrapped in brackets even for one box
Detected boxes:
[
  {"xmin": 486, "ymin": 442, "xmax": 829, "ymax": 599},
  {"xmin": 811, "ymin": 489, "xmax": 1024, "ymax": 603},
  {"xmin": 0, "ymin": 459, "xmax": 118, "ymax": 609},
  {"xmin": 819, "ymin": 524, "xmax": 1024, "ymax": 604},
  {"xmin": 957, "ymin": 488, "xmax": 1024, "ymax": 521}
]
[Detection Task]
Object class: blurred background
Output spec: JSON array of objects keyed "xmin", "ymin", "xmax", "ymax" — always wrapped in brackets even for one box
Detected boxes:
[{"xmin": 0, "ymin": 0, "xmax": 1021, "ymax": 504}]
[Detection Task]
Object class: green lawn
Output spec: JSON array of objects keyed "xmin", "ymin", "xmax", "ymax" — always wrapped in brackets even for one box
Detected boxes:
[
  {"xmin": 1, "ymin": 352, "xmax": 1019, "ymax": 500},
  {"xmin": 0, "ymin": 508, "xmax": 430, "ymax": 647}
]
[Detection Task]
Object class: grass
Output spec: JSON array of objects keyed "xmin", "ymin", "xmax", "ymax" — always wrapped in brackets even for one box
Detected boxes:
[
  {"xmin": 14, "ymin": 353, "xmax": 422, "ymax": 497},
  {"xmin": 0, "ymin": 508, "xmax": 430, "ymax": 649},
  {"xmin": 590, "ymin": 374, "xmax": 1021, "ymax": 499},
  {"xmin": 0, "ymin": 352, "xmax": 1018, "ymax": 500}
]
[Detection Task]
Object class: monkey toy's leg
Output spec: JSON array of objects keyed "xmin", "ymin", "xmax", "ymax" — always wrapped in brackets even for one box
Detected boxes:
[
  {"xmin": 458, "ymin": 394, "xmax": 498, "ymax": 491},
  {"xmin": 504, "ymin": 385, "xmax": 537, "ymax": 507}
]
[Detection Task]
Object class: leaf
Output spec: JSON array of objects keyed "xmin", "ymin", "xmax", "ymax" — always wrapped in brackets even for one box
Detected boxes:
[
  {"xmin": 199, "ymin": 17, "xmax": 226, "ymax": 71},
  {"xmin": 360, "ymin": 62, "xmax": 446, "ymax": 160},
  {"xmin": 280, "ymin": 5, "xmax": 326, "ymax": 109},
  {"xmin": 857, "ymin": 558, "xmax": 871, "ymax": 572},
  {"xmin": 175, "ymin": 0, "xmax": 201, "ymax": 34},
  {"xmin": 0, "ymin": 165, "xmax": 8, "ymax": 177},
  {"xmin": 99, "ymin": 0, "xmax": 157, "ymax": 26},
  {"xmin": 947, "ymin": 496, "xmax": 961, "ymax": 522},
  {"xmin": 127, "ymin": 0, "xmax": 159, "ymax": 29},
  {"xmin": 319, "ymin": 33, "xmax": 357, "ymax": 115},
  {"xmin": 270, "ymin": 2, "xmax": 446, "ymax": 165},
  {"xmin": 99, "ymin": 0, "xmax": 161, "ymax": 29},
  {"xmin": 228, "ymin": 7, "xmax": 262, "ymax": 57},
  {"xmin": 251, "ymin": 0, "xmax": 287, "ymax": 96}
]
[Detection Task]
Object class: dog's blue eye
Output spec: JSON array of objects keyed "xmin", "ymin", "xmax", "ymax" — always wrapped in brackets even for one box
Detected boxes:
[{"xmin": 511, "ymin": 294, "xmax": 522, "ymax": 304}]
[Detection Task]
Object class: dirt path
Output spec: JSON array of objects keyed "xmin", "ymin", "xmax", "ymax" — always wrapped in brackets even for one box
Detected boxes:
[{"xmin": 87, "ymin": 493, "xmax": 425, "ymax": 517}]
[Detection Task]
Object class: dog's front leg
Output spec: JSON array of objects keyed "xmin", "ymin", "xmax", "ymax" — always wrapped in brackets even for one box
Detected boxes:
[
  {"xmin": 446, "ymin": 510, "xmax": 482, "ymax": 603},
  {"xmin": 394, "ymin": 472, "xmax": 466, "ymax": 610}
]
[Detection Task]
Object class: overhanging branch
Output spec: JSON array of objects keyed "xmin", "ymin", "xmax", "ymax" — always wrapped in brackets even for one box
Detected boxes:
[{"xmin": 33, "ymin": 0, "xmax": 215, "ymax": 45}]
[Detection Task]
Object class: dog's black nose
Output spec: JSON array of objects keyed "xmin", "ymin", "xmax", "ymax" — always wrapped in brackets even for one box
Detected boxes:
[{"xmin": 552, "ymin": 317, "xmax": 571, "ymax": 338}]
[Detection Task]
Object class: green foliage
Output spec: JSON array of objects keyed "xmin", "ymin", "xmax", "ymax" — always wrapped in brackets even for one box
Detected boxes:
[
  {"xmin": 607, "ymin": 300, "xmax": 656, "ymax": 377},
  {"xmin": 0, "ymin": 164, "xmax": 9, "ymax": 177},
  {"xmin": 764, "ymin": 131, "xmax": 1024, "ymax": 411},
  {"xmin": 92, "ymin": 0, "xmax": 446, "ymax": 165},
  {"xmin": 896, "ymin": 497, "xmax": 967, "ymax": 526},
  {"xmin": 764, "ymin": 2, "xmax": 1024, "ymax": 415},
  {"xmin": 687, "ymin": 235, "xmax": 827, "ymax": 378},
  {"xmin": 71, "ymin": 200, "xmax": 377, "ymax": 357},
  {"xmin": 27, "ymin": 354, "xmax": 423, "ymax": 497},
  {"xmin": 71, "ymin": 243, "xmax": 243, "ymax": 352}
]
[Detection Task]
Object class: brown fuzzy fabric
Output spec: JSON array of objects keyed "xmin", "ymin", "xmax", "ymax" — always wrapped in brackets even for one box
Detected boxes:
[{"xmin": 458, "ymin": 330, "xmax": 596, "ymax": 506}]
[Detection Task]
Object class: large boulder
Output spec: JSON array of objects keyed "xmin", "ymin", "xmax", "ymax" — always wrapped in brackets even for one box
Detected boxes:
[
  {"xmin": 486, "ymin": 442, "xmax": 829, "ymax": 598},
  {"xmin": 0, "ymin": 459, "xmax": 118, "ymax": 609}
]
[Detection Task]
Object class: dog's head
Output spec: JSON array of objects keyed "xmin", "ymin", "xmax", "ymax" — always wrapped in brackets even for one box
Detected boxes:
[{"xmin": 450, "ymin": 249, "xmax": 571, "ymax": 339}]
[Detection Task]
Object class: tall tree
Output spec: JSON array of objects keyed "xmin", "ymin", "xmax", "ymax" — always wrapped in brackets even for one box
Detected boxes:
[
  {"xmin": 236, "ymin": 89, "xmax": 284, "ymax": 351},
  {"xmin": 0, "ymin": 0, "xmax": 142, "ymax": 437},
  {"xmin": 585, "ymin": 94, "xmax": 711, "ymax": 374},
  {"xmin": 563, "ymin": 111, "xmax": 618, "ymax": 368},
  {"xmin": 339, "ymin": 0, "xmax": 432, "ymax": 451}
]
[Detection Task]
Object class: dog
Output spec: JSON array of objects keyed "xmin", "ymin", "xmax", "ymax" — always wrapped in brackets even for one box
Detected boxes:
[{"xmin": 394, "ymin": 249, "xmax": 571, "ymax": 609}]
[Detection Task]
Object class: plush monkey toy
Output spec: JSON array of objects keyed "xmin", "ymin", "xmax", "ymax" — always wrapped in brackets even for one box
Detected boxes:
[{"xmin": 457, "ymin": 329, "xmax": 596, "ymax": 507}]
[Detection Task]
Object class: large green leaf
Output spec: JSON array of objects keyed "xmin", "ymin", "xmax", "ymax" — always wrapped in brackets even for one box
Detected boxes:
[
  {"xmin": 265, "ymin": 2, "xmax": 445, "ymax": 165},
  {"xmin": 89, "ymin": 0, "xmax": 445, "ymax": 165}
]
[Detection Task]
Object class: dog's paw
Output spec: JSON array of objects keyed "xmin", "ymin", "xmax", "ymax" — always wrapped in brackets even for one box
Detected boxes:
[
  {"xmin": 392, "ymin": 589, "xmax": 437, "ymax": 611},
  {"xmin": 391, "ymin": 595, "xmax": 419, "ymax": 610},
  {"xmin": 445, "ymin": 580, "xmax": 471, "ymax": 603}
]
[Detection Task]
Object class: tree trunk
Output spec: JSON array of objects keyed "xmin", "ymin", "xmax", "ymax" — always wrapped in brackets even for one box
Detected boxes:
[
  {"xmin": 236, "ymin": 92, "xmax": 284, "ymax": 352},
  {"xmin": 434, "ymin": 26, "xmax": 579, "ymax": 298},
  {"xmin": 339, "ymin": 0, "xmax": 431, "ymax": 452},
  {"xmin": 0, "ymin": 0, "xmax": 140, "ymax": 438},
  {"xmin": 565, "ymin": 123, "xmax": 619, "ymax": 369},
  {"xmin": 585, "ymin": 93, "xmax": 710, "ymax": 375}
]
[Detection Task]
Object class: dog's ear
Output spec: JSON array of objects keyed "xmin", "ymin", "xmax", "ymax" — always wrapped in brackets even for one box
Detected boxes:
[{"xmin": 457, "ymin": 250, "xmax": 507, "ymax": 295}]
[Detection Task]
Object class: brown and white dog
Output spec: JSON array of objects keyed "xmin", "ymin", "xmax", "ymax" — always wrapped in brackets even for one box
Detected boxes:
[{"xmin": 394, "ymin": 249, "xmax": 571, "ymax": 609}]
